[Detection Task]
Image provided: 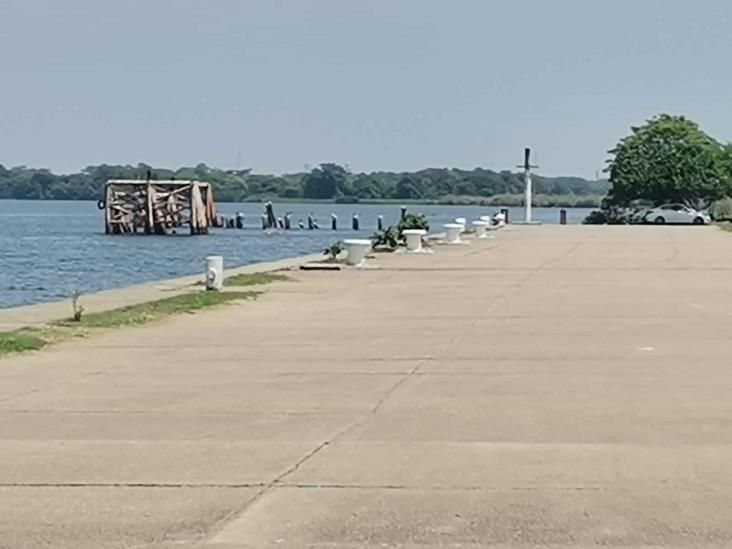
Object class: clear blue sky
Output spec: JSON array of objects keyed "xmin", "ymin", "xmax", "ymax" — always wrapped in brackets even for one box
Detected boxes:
[{"xmin": 2, "ymin": 0, "xmax": 731, "ymax": 178}]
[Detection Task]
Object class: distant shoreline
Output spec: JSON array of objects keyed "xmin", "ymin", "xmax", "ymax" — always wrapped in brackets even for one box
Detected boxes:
[{"xmin": 0, "ymin": 196, "xmax": 602, "ymax": 208}]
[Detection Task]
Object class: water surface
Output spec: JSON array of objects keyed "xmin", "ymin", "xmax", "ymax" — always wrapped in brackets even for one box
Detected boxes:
[{"xmin": 0, "ymin": 200, "xmax": 591, "ymax": 308}]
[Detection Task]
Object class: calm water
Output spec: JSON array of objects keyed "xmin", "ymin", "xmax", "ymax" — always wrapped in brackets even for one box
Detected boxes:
[{"xmin": 0, "ymin": 200, "xmax": 591, "ymax": 309}]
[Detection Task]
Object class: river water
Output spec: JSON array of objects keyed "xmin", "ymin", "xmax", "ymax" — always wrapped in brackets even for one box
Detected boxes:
[{"xmin": 0, "ymin": 200, "xmax": 592, "ymax": 309}]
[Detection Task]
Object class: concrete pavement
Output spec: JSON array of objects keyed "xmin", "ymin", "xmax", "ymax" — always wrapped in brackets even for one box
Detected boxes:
[{"xmin": 2, "ymin": 225, "xmax": 732, "ymax": 548}]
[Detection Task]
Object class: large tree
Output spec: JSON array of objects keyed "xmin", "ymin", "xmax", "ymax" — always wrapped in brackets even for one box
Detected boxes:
[
  {"xmin": 302, "ymin": 163, "xmax": 349, "ymax": 199},
  {"xmin": 605, "ymin": 114, "xmax": 732, "ymax": 207}
]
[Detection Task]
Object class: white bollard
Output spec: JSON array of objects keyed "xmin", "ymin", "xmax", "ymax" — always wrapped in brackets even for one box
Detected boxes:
[
  {"xmin": 472, "ymin": 220, "xmax": 489, "ymax": 238},
  {"xmin": 205, "ymin": 255, "xmax": 224, "ymax": 291},
  {"xmin": 402, "ymin": 229, "xmax": 427, "ymax": 253},
  {"xmin": 455, "ymin": 217, "xmax": 467, "ymax": 233},
  {"xmin": 480, "ymin": 215, "xmax": 496, "ymax": 231},
  {"xmin": 343, "ymin": 239, "xmax": 372, "ymax": 267},
  {"xmin": 443, "ymin": 223, "xmax": 463, "ymax": 244}
]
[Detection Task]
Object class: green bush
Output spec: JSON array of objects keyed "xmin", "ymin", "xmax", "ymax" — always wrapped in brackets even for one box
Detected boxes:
[
  {"xmin": 583, "ymin": 210, "xmax": 607, "ymax": 224},
  {"xmin": 397, "ymin": 213, "xmax": 429, "ymax": 233},
  {"xmin": 711, "ymin": 198, "xmax": 732, "ymax": 221},
  {"xmin": 323, "ymin": 241, "xmax": 343, "ymax": 260},
  {"xmin": 371, "ymin": 226, "xmax": 400, "ymax": 250}
]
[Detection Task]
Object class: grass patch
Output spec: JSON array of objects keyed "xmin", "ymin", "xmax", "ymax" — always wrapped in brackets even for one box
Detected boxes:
[
  {"xmin": 2, "ymin": 290, "xmax": 262, "ymax": 358},
  {"xmin": 0, "ymin": 329, "xmax": 49, "ymax": 355},
  {"xmin": 225, "ymin": 272, "xmax": 290, "ymax": 287},
  {"xmin": 56, "ymin": 290, "xmax": 259, "ymax": 329}
]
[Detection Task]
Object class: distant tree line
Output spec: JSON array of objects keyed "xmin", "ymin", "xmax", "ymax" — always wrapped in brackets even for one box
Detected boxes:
[{"xmin": 0, "ymin": 162, "xmax": 607, "ymax": 205}]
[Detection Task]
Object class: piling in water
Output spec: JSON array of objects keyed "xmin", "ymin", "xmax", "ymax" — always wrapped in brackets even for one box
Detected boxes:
[{"xmin": 103, "ymin": 179, "xmax": 217, "ymax": 236}]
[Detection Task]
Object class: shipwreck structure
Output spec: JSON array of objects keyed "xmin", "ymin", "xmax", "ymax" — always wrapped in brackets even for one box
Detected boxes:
[{"xmin": 103, "ymin": 179, "xmax": 217, "ymax": 235}]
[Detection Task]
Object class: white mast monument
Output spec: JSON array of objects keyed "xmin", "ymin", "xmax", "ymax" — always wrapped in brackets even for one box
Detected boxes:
[{"xmin": 518, "ymin": 147, "xmax": 539, "ymax": 224}]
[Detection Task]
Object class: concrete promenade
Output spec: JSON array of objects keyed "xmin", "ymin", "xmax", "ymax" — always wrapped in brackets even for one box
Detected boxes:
[{"xmin": 2, "ymin": 225, "xmax": 732, "ymax": 548}]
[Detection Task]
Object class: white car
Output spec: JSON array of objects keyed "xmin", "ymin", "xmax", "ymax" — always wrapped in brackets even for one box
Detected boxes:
[{"xmin": 644, "ymin": 204, "xmax": 711, "ymax": 225}]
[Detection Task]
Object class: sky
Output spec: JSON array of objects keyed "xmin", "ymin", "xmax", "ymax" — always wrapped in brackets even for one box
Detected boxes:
[{"xmin": 1, "ymin": 0, "xmax": 732, "ymax": 178}]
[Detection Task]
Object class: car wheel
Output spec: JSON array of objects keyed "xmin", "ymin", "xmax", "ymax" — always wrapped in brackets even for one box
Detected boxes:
[
  {"xmin": 654, "ymin": 216, "xmax": 665, "ymax": 224},
  {"xmin": 693, "ymin": 217, "xmax": 705, "ymax": 225}
]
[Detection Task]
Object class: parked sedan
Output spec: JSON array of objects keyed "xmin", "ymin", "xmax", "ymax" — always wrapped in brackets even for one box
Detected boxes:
[{"xmin": 644, "ymin": 204, "xmax": 711, "ymax": 225}]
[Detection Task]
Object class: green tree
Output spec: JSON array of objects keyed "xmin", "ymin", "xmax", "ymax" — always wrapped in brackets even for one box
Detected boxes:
[
  {"xmin": 395, "ymin": 175, "xmax": 422, "ymax": 199},
  {"xmin": 606, "ymin": 114, "xmax": 732, "ymax": 207},
  {"xmin": 352, "ymin": 175, "xmax": 383, "ymax": 199},
  {"xmin": 302, "ymin": 163, "xmax": 347, "ymax": 199}
]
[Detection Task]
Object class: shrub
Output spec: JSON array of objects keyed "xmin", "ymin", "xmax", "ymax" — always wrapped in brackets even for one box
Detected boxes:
[
  {"xmin": 371, "ymin": 226, "xmax": 400, "ymax": 250},
  {"xmin": 70, "ymin": 290, "xmax": 84, "ymax": 322},
  {"xmin": 398, "ymin": 213, "xmax": 429, "ymax": 233},
  {"xmin": 583, "ymin": 210, "xmax": 607, "ymax": 224},
  {"xmin": 711, "ymin": 198, "xmax": 732, "ymax": 221},
  {"xmin": 323, "ymin": 241, "xmax": 343, "ymax": 261}
]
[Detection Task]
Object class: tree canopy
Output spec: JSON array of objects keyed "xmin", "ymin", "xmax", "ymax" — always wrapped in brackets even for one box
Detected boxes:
[
  {"xmin": 605, "ymin": 114, "xmax": 732, "ymax": 207},
  {"xmin": 0, "ymin": 162, "xmax": 607, "ymax": 205}
]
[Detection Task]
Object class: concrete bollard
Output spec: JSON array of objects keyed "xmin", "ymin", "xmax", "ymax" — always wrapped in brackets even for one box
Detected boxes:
[
  {"xmin": 377, "ymin": 215, "xmax": 384, "ymax": 231},
  {"xmin": 455, "ymin": 217, "xmax": 467, "ymax": 233},
  {"xmin": 403, "ymin": 229, "xmax": 427, "ymax": 252},
  {"xmin": 560, "ymin": 209, "xmax": 567, "ymax": 225},
  {"xmin": 443, "ymin": 223, "xmax": 463, "ymax": 244},
  {"xmin": 352, "ymin": 214, "xmax": 360, "ymax": 231},
  {"xmin": 472, "ymin": 220, "xmax": 490, "ymax": 238},
  {"xmin": 331, "ymin": 214, "xmax": 338, "ymax": 230},
  {"xmin": 343, "ymin": 239, "xmax": 372, "ymax": 267},
  {"xmin": 205, "ymin": 256, "xmax": 224, "ymax": 291}
]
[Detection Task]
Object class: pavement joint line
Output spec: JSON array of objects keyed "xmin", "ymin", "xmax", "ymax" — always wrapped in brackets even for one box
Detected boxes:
[
  {"xmin": 0, "ymin": 482, "xmax": 634, "ymax": 492},
  {"xmin": 0, "ymin": 367, "xmax": 111, "ymax": 404},
  {"xmin": 207, "ymin": 359, "xmax": 432, "ymax": 538},
  {"xmin": 0, "ymin": 482, "xmax": 267, "ymax": 489},
  {"xmin": 0, "ymin": 388, "xmax": 42, "ymax": 404},
  {"xmin": 0, "ymin": 409, "xmax": 358, "ymax": 417},
  {"xmin": 369, "ymin": 370, "xmax": 416, "ymax": 415},
  {"xmin": 274, "ymin": 483, "xmax": 607, "ymax": 492},
  {"xmin": 208, "ymin": 409, "xmax": 375, "ymax": 540}
]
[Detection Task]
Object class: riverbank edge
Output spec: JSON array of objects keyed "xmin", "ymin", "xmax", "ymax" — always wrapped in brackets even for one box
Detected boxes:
[
  {"xmin": 0, "ymin": 196, "xmax": 602, "ymax": 207},
  {"xmin": 0, "ymin": 252, "xmax": 323, "ymax": 332}
]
